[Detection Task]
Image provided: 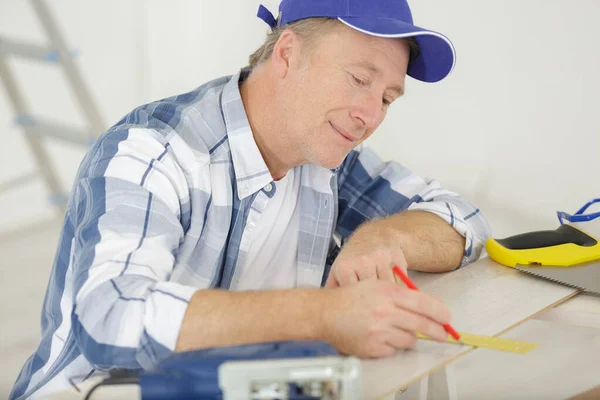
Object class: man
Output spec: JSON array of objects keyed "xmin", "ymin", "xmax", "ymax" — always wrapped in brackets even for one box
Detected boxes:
[{"xmin": 11, "ymin": 0, "xmax": 491, "ymax": 398}]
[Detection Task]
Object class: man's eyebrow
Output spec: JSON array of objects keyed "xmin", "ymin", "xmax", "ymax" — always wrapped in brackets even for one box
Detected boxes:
[{"xmin": 353, "ymin": 61, "xmax": 405, "ymax": 96}]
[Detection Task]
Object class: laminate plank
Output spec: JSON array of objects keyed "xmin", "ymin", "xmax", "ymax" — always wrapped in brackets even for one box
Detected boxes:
[
  {"xmin": 569, "ymin": 384, "xmax": 600, "ymax": 400},
  {"xmin": 553, "ymin": 293, "xmax": 600, "ymax": 314},
  {"xmin": 361, "ymin": 257, "xmax": 576, "ymax": 399},
  {"xmin": 531, "ymin": 278, "xmax": 600, "ymax": 329},
  {"xmin": 451, "ymin": 319, "xmax": 600, "ymax": 400}
]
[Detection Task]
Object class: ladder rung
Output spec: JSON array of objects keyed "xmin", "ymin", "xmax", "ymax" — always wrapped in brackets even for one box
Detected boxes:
[
  {"xmin": 0, "ymin": 172, "xmax": 40, "ymax": 195},
  {"xmin": 15, "ymin": 116, "xmax": 95, "ymax": 146},
  {"xmin": 48, "ymin": 193, "xmax": 69, "ymax": 205},
  {"xmin": 0, "ymin": 36, "xmax": 59, "ymax": 62}
]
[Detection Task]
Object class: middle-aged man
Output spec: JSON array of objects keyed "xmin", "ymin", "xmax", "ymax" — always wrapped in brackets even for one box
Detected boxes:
[{"xmin": 11, "ymin": 0, "xmax": 491, "ymax": 398}]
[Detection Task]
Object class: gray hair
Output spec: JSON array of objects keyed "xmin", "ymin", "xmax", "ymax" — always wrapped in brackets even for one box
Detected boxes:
[{"xmin": 246, "ymin": 18, "xmax": 420, "ymax": 71}]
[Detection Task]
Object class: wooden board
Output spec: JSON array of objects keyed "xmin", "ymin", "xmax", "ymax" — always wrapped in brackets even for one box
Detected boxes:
[
  {"xmin": 450, "ymin": 319, "xmax": 600, "ymax": 400},
  {"xmin": 553, "ymin": 293, "xmax": 600, "ymax": 314},
  {"xmin": 397, "ymin": 318, "xmax": 600, "ymax": 400},
  {"xmin": 534, "ymin": 293, "xmax": 600, "ymax": 330},
  {"xmin": 569, "ymin": 385, "xmax": 600, "ymax": 400},
  {"xmin": 361, "ymin": 257, "xmax": 577, "ymax": 399}
]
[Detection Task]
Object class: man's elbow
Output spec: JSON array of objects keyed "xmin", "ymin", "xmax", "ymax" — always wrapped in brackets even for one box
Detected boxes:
[
  {"xmin": 71, "ymin": 311, "xmax": 141, "ymax": 370},
  {"xmin": 440, "ymin": 229, "xmax": 466, "ymax": 272}
]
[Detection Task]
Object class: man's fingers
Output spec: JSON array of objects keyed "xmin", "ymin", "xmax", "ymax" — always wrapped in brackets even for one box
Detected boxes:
[
  {"xmin": 390, "ymin": 308, "xmax": 448, "ymax": 342},
  {"xmin": 327, "ymin": 263, "xmax": 361, "ymax": 287},
  {"xmin": 382, "ymin": 327, "xmax": 417, "ymax": 350},
  {"xmin": 338, "ymin": 266, "xmax": 360, "ymax": 286},
  {"xmin": 324, "ymin": 276, "xmax": 339, "ymax": 288},
  {"xmin": 391, "ymin": 249, "xmax": 408, "ymax": 274},
  {"xmin": 376, "ymin": 262, "xmax": 395, "ymax": 283},
  {"xmin": 356, "ymin": 266, "xmax": 378, "ymax": 282},
  {"xmin": 391, "ymin": 288, "xmax": 452, "ymax": 325},
  {"xmin": 364, "ymin": 341, "xmax": 397, "ymax": 359}
]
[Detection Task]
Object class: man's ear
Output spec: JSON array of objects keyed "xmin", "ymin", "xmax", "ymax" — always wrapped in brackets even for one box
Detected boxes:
[{"xmin": 271, "ymin": 29, "xmax": 299, "ymax": 79}]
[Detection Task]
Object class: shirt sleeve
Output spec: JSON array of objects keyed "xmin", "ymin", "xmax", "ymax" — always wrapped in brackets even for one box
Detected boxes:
[
  {"xmin": 335, "ymin": 145, "xmax": 492, "ymax": 267},
  {"xmin": 69, "ymin": 127, "xmax": 208, "ymax": 370}
]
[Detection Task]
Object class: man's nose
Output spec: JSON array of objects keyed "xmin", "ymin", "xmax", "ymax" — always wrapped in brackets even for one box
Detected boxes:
[{"xmin": 350, "ymin": 95, "xmax": 385, "ymax": 130}]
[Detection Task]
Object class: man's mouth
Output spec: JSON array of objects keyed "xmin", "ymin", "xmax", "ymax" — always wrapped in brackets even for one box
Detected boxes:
[{"xmin": 330, "ymin": 121, "xmax": 359, "ymax": 143}]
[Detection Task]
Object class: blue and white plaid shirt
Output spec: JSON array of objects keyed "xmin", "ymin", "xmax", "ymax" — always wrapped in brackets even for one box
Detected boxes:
[{"xmin": 11, "ymin": 71, "xmax": 491, "ymax": 399}]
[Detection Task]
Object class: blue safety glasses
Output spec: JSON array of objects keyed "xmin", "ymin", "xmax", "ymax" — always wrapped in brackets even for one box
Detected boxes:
[{"xmin": 557, "ymin": 198, "xmax": 600, "ymax": 225}]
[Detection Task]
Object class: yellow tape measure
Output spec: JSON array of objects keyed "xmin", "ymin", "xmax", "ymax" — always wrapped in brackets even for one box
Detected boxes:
[{"xmin": 417, "ymin": 332, "xmax": 538, "ymax": 354}]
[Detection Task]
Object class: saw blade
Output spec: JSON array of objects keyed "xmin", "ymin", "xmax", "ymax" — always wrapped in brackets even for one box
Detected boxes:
[
  {"xmin": 417, "ymin": 332, "xmax": 538, "ymax": 354},
  {"xmin": 514, "ymin": 260, "xmax": 600, "ymax": 294}
]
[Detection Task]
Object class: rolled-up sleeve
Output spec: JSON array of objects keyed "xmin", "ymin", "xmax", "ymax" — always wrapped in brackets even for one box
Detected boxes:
[
  {"xmin": 336, "ymin": 146, "xmax": 492, "ymax": 267},
  {"xmin": 69, "ymin": 127, "xmax": 206, "ymax": 370}
]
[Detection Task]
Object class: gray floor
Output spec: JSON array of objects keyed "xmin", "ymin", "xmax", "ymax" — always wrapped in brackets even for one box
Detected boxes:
[{"xmin": 0, "ymin": 218, "xmax": 62, "ymax": 398}]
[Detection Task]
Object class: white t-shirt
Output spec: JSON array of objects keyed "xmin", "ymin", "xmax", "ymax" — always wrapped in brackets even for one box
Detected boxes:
[{"xmin": 232, "ymin": 167, "xmax": 301, "ymax": 291}]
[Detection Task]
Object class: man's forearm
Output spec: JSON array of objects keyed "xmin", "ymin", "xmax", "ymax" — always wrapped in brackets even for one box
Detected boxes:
[
  {"xmin": 363, "ymin": 210, "xmax": 465, "ymax": 273},
  {"xmin": 175, "ymin": 288, "xmax": 327, "ymax": 352}
]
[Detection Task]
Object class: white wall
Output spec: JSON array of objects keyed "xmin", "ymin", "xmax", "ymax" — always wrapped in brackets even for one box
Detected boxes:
[
  {"xmin": 0, "ymin": 0, "xmax": 146, "ymax": 231},
  {"xmin": 1, "ymin": 0, "xmax": 599, "ymax": 239},
  {"xmin": 372, "ymin": 0, "xmax": 600, "ymax": 237}
]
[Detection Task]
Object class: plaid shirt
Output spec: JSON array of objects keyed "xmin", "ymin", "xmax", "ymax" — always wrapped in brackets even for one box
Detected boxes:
[{"xmin": 11, "ymin": 71, "xmax": 491, "ymax": 399}]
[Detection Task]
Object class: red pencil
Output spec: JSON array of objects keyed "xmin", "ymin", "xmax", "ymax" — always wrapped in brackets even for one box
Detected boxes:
[{"xmin": 392, "ymin": 265, "xmax": 462, "ymax": 342}]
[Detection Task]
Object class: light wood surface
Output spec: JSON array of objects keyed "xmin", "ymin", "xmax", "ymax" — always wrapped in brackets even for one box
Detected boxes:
[
  {"xmin": 554, "ymin": 293, "xmax": 600, "ymax": 314},
  {"xmin": 361, "ymin": 257, "xmax": 577, "ymax": 399},
  {"xmin": 535, "ymin": 307, "xmax": 600, "ymax": 330},
  {"xmin": 534, "ymin": 293, "xmax": 600, "ymax": 330},
  {"xmin": 569, "ymin": 385, "xmax": 600, "ymax": 400},
  {"xmin": 451, "ymin": 319, "xmax": 600, "ymax": 400},
  {"xmin": 397, "ymin": 317, "xmax": 600, "ymax": 400}
]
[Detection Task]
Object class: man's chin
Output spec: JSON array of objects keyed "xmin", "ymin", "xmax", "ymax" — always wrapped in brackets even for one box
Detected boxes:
[{"xmin": 312, "ymin": 152, "xmax": 348, "ymax": 170}]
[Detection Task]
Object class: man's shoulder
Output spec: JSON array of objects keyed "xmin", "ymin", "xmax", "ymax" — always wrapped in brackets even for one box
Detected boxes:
[{"xmin": 105, "ymin": 74, "xmax": 233, "ymax": 145}]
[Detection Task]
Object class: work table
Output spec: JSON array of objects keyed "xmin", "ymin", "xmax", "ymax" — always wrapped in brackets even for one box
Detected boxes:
[{"xmin": 49, "ymin": 257, "xmax": 600, "ymax": 400}]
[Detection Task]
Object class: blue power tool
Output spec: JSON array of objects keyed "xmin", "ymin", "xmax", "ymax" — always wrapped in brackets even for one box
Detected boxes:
[{"xmin": 84, "ymin": 341, "xmax": 361, "ymax": 400}]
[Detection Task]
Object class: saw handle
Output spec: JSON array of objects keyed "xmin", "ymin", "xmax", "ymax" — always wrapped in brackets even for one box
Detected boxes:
[
  {"xmin": 495, "ymin": 224, "xmax": 596, "ymax": 250},
  {"xmin": 486, "ymin": 224, "xmax": 600, "ymax": 267}
]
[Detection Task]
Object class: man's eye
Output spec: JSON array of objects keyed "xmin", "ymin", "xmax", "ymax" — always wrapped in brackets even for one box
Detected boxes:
[{"xmin": 352, "ymin": 75, "xmax": 368, "ymax": 86}]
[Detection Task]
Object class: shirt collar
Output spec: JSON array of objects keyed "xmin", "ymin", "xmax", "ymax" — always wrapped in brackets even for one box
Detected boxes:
[{"xmin": 222, "ymin": 70, "xmax": 274, "ymax": 200}]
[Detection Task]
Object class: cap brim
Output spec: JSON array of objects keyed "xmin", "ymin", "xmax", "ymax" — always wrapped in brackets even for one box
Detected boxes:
[{"xmin": 338, "ymin": 17, "xmax": 456, "ymax": 83}]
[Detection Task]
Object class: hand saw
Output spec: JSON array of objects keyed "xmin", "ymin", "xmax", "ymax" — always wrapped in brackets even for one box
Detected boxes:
[{"xmin": 485, "ymin": 224, "xmax": 600, "ymax": 294}]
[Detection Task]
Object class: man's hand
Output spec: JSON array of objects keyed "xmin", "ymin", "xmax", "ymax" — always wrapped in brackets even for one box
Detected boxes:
[
  {"xmin": 175, "ymin": 278, "xmax": 452, "ymax": 359},
  {"xmin": 325, "ymin": 221, "xmax": 405, "ymax": 288},
  {"xmin": 176, "ymin": 211, "xmax": 463, "ymax": 358},
  {"xmin": 326, "ymin": 211, "xmax": 465, "ymax": 287},
  {"xmin": 322, "ymin": 279, "xmax": 451, "ymax": 358}
]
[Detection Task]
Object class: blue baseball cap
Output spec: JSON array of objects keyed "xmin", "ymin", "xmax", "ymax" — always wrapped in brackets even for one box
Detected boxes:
[{"xmin": 257, "ymin": 0, "xmax": 456, "ymax": 83}]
